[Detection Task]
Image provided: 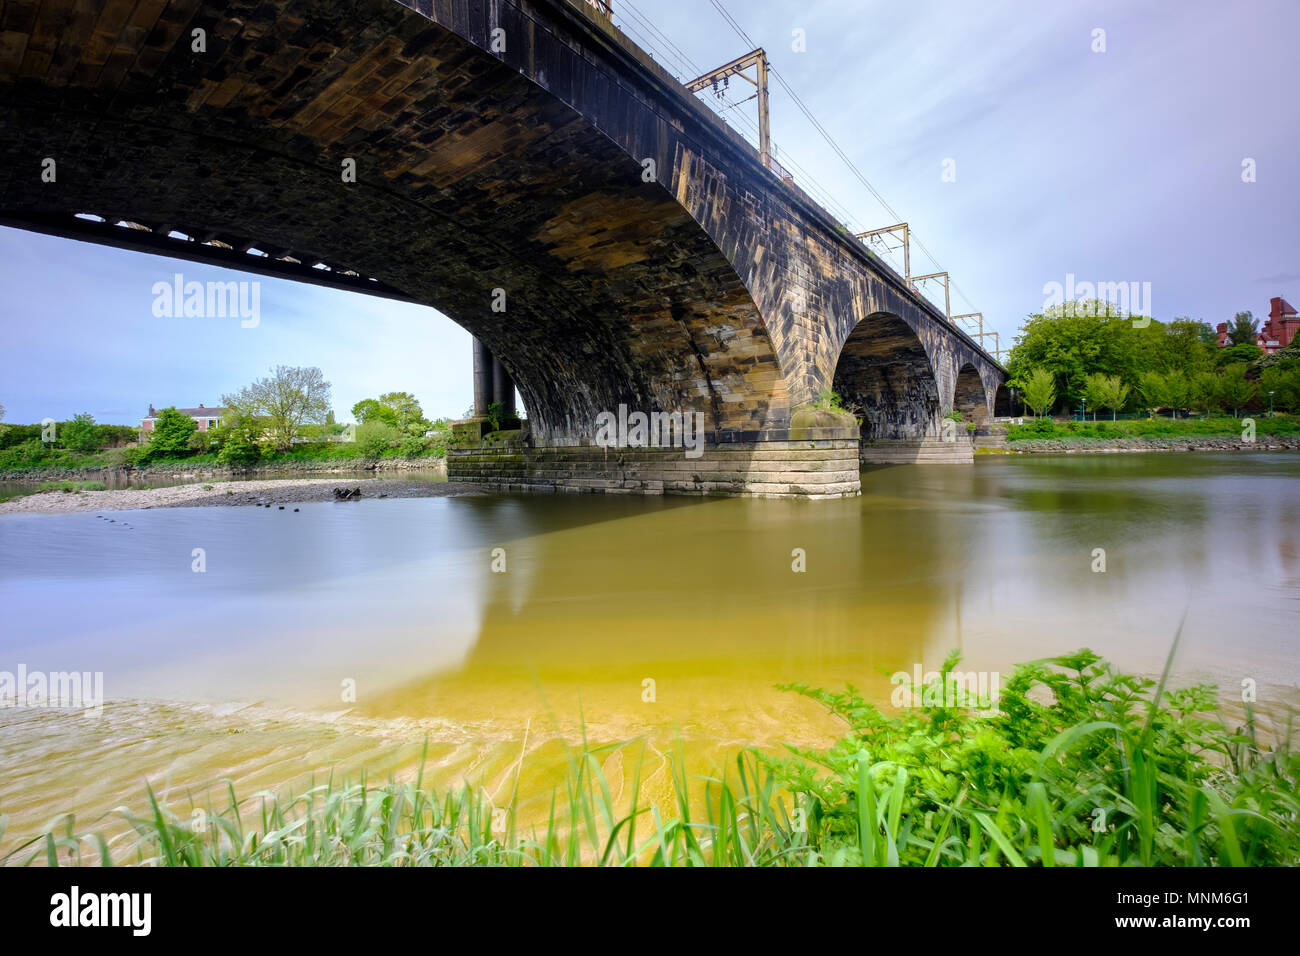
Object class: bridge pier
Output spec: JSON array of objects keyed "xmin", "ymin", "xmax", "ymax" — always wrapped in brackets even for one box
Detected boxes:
[
  {"xmin": 858, "ymin": 437, "xmax": 974, "ymax": 465},
  {"xmin": 448, "ymin": 408, "xmax": 862, "ymax": 498},
  {"xmin": 471, "ymin": 338, "xmax": 517, "ymax": 422}
]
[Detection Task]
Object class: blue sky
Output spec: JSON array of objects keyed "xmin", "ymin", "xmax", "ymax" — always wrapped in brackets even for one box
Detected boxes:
[{"xmin": 1, "ymin": 0, "xmax": 1296, "ymax": 425}]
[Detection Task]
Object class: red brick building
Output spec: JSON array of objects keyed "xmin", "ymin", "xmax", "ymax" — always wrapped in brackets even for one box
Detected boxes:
[
  {"xmin": 1216, "ymin": 296, "xmax": 1298, "ymax": 354},
  {"xmin": 140, "ymin": 404, "xmax": 228, "ymax": 437}
]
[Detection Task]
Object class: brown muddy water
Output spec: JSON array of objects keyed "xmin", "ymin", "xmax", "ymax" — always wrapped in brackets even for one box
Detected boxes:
[{"xmin": 0, "ymin": 453, "xmax": 1297, "ymax": 852}]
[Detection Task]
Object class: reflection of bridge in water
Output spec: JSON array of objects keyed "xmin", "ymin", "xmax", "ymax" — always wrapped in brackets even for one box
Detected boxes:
[{"xmin": 0, "ymin": 0, "xmax": 1008, "ymax": 497}]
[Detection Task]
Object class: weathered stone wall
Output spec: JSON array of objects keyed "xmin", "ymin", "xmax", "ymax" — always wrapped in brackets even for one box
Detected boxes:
[{"xmin": 448, "ymin": 439, "xmax": 861, "ymax": 499}]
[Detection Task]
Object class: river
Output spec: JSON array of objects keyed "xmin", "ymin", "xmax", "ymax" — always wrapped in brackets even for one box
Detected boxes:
[{"xmin": 1, "ymin": 452, "xmax": 1297, "ymax": 852}]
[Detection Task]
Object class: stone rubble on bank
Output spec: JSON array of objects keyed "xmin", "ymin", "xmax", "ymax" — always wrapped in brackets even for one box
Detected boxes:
[{"xmin": 0, "ymin": 477, "xmax": 484, "ymax": 515}]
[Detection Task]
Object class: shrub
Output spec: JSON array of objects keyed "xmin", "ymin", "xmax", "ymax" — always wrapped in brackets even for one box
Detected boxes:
[
  {"xmin": 356, "ymin": 421, "xmax": 401, "ymax": 458},
  {"xmin": 60, "ymin": 413, "xmax": 100, "ymax": 453}
]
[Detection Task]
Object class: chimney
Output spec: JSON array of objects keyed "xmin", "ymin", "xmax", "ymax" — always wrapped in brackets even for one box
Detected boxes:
[
  {"xmin": 148, "ymin": 404, "xmax": 156, "ymax": 416},
  {"xmin": 199, "ymin": 403, "xmax": 204, "ymax": 408}
]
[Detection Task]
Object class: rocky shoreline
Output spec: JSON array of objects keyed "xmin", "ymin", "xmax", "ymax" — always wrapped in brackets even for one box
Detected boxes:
[
  {"xmin": 0, "ymin": 476, "xmax": 486, "ymax": 515},
  {"xmin": 0, "ymin": 456, "xmax": 447, "ymax": 483},
  {"xmin": 1000, "ymin": 435, "xmax": 1300, "ymax": 453}
]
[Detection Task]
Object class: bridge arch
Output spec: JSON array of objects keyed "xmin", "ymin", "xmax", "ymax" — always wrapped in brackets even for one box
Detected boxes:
[
  {"xmin": 953, "ymin": 363, "xmax": 991, "ymax": 428},
  {"xmin": 831, "ymin": 312, "xmax": 941, "ymax": 441},
  {"xmin": 0, "ymin": 0, "xmax": 792, "ymax": 450}
]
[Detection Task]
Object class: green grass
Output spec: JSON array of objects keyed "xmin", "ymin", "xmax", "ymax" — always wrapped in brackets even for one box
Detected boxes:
[
  {"xmin": 5, "ymin": 648, "xmax": 1295, "ymax": 867},
  {"xmin": 35, "ymin": 480, "xmax": 107, "ymax": 493},
  {"xmin": 1007, "ymin": 415, "xmax": 1300, "ymax": 442}
]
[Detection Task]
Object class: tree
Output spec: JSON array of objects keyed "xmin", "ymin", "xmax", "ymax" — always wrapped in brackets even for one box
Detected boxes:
[
  {"xmin": 1093, "ymin": 374, "xmax": 1131, "ymax": 421},
  {"xmin": 1190, "ymin": 372, "xmax": 1222, "ymax": 415},
  {"xmin": 1216, "ymin": 364, "xmax": 1256, "ymax": 417},
  {"xmin": 356, "ymin": 421, "xmax": 400, "ymax": 458},
  {"xmin": 1161, "ymin": 320, "xmax": 1215, "ymax": 374},
  {"xmin": 352, "ymin": 392, "xmax": 428, "ymax": 434},
  {"xmin": 379, "ymin": 392, "xmax": 427, "ymax": 433},
  {"xmin": 1163, "ymin": 370, "xmax": 1191, "ymax": 419},
  {"xmin": 146, "ymin": 407, "xmax": 197, "ymax": 458},
  {"xmin": 1260, "ymin": 365, "xmax": 1300, "ymax": 414},
  {"xmin": 225, "ymin": 366, "xmax": 331, "ymax": 452},
  {"xmin": 1138, "ymin": 371, "xmax": 1169, "ymax": 417},
  {"xmin": 351, "ymin": 398, "xmax": 396, "ymax": 427},
  {"xmin": 215, "ymin": 412, "xmax": 266, "ymax": 465},
  {"xmin": 1082, "ymin": 374, "xmax": 1110, "ymax": 420},
  {"xmin": 1217, "ymin": 342, "xmax": 1263, "ymax": 367},
  {"xmin": 1006, "ymin": 304, "xmax": 1140, "ymax": 409},
  {"xmin": 60, "ymin": 413, "xmax": 99, "ymax": 452},
  {"xmin": 1226, "ymin": 311, "xmax": 1258, "ymax": 346},
  {"xmin": 1021, "ymin": 368, "xmax": 1056, "ymax": 419}
]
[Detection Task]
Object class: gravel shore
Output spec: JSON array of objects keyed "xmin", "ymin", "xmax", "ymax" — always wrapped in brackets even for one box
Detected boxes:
[{"xmin": 0, "ymin": 477, "xmax": 487, "ymax": 515}]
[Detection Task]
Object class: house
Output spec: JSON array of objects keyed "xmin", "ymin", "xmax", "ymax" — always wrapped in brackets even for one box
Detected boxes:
[
  {"xmin": 1260, "ymin": 296, "xmax": 1299, "ymax": 352},
  {"xmin": 1216, "ymin": 296, "xmax": 1298, "ymax": 354},
  {"xmin": 140, "ymin": 404, "xmax": 229, "ymax": 437}
]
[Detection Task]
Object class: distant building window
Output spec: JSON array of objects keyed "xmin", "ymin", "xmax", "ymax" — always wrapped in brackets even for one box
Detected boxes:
[{"xmin": 208, "ymin": 420, "xmax": 217, "ymax": 429}]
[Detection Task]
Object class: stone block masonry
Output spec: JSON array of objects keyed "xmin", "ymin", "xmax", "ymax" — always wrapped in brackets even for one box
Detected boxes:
[{"xmin": 449, "ymin": 440, "xmax": 861, "ymax": 499}]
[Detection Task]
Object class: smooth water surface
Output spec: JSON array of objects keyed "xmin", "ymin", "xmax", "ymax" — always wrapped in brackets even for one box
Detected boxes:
[{"xmin": 1, "ymin": 453, "xmax": 1297, "ymax": 848}]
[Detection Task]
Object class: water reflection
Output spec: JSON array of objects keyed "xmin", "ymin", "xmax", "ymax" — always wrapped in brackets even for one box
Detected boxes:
[{"xmin": 0, "ymin": 453, "xmax": 1296, "ymax": 850}]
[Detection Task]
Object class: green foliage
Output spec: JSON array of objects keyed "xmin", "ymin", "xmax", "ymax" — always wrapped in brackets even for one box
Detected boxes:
[
  {"xmin": 813, "ymin": 389, "xmax": 850, "ymax": 415},
  {"xmin": 1260, "ymin": 364, "xmax": 1300, "ymax": 413},
  {"xmin": 353, "ymin": 392, "xmax": 430, "ymax": 436},
  {"xmin": 59, "ymin": 413, "xmax": 99, "ymax": 453},
  {"xmin": 1006, "ymin": 415, "xmax": 1300, "ymax": 442},
  {"xmin": 351, "ymin": 398, "xmax": 396, "ymax": 428},
  {"xmin": 356, "ymin": 421, "xmax": 402, "ymax": 458},
  {"xmin": 0, "ymin": 438, "xmax": 48, "ymax": 467},
  {"xmin": 35, "ymin": 480, "xmax": 106, "ymax": 493},
  {"xmin": 1226, "ymin": 311, "xmax": 1257, "ymax": 346},
  {"xmin": 1216, "ymin": 363, "xmax": 1257, "ymax": 415},
  {"xmin": 768, "ymin": 649, "xmax": 1299, "ymax": 866},
  {"xmin": 224, "ymin": 365, "xmax": 331, "ymax": 452},
  {"xmin": 1217, "ymin": 342, "xmax": 1263, "ymax": 367},
  {"xmin": 214, "ymin": 412, "xmax": 267, "ymax": 466},
  {"xmin": 1020, "ymin": 368, "xmax": 1056, "ymax": 417},
  {"xmin": 141, "ymin": 407, "xmax": 197, "ymax": 461}
]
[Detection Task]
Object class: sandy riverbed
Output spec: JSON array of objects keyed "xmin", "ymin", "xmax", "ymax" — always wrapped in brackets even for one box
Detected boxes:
[{"xmin": 0, "ymin": 477, "xmax": 487, "ymax": 515}]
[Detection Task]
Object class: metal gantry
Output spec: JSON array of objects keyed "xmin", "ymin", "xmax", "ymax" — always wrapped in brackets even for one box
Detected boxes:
[
  {"xmin": 856, "ymin": 222, "xmax": 910, "ymax": 284},
  {"xmin": 954, "ymin": 312, "xmax": 1000, "ymax": 359},
  {"xmin": 911, "ymin": 272, "xmax": 950, "ymax": 320},
  {"xmin": 685, "ymin": 48, "xmax": 771, "ymax": 171}
]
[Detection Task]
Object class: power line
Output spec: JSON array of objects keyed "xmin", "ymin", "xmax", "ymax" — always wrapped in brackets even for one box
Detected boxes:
[{"xmin": 704, "ymin": 0, "xmax": 982, "ymax": 318}]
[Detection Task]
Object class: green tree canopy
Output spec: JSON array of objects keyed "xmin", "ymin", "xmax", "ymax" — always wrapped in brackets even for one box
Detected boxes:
[
  {"xmin": 1227, "ymin": 311, "xmax": 1258, "ymax": 346},
  {"xmin": 147, "ymin": 407, "xmax": 197, "ymax": 458},
  {"xmin": 225, "ymin": 366, "xmax": 331, "ymax": 452},
  {"xmin": 352, "ymin": 392, "xmax": 428, "ymax": 434},
  {"xmin": 1021, "ymin": 367, "xmax": 1056, "ymax": 418},
  {"xmin": 1217, "ymin": 364, "xmax": 1257, "ymax": 416},
  {"xmin": 60, "ymin": 413, "xmax": 99, "ymax": 453}
]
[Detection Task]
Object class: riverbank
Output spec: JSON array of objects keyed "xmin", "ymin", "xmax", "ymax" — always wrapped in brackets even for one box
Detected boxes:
[
  {"xmin": 0, "ymin": 454, "xmax": 446, "ymax": 483},
  {"xmin": 999, "ymin": 434, "xmax": 1300, "ymax": 453},
  {"xmin": 0, "ymin": 476, "xmax": 485, "ymax": 515}
]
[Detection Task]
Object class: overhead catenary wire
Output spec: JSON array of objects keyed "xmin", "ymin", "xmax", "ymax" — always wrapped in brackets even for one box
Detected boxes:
[{"xmin": 702, "ymin": 0, "xmax": 982, "ymax": 320}]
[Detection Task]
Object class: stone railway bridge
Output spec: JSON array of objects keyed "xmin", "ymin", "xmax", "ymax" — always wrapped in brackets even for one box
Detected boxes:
[{"xmin": 0, "ymin": 0, "xmax": 1008, "ymax": 498}]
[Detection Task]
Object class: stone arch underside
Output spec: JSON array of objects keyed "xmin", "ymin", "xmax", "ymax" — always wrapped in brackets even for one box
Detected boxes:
[
  {"xmin": 831, "ymin": 313, "xmax": 941, "ymax": 441},
  {"xmin": 953, "ymin": 363, "xmax": 990, "ymax": 427},
  {"xmin": 0, "ymin": 0, "xmax": 793, "ymax": 449}
]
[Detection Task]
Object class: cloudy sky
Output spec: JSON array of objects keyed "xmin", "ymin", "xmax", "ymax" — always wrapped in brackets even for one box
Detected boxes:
[{"xmin": 1, "ymin": 0, "xmax": 1295, "ymax": 425}]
